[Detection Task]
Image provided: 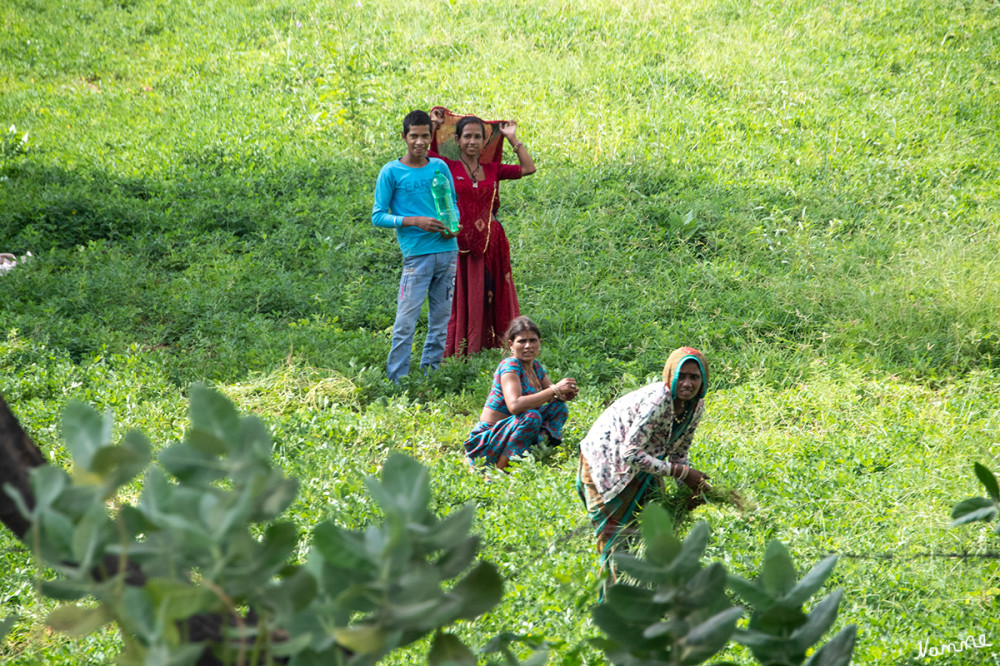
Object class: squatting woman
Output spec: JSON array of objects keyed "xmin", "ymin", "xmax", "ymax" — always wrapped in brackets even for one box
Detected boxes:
[{"xmin": 464, "ymin": 316, "xmax": 578, "ymax": 470}]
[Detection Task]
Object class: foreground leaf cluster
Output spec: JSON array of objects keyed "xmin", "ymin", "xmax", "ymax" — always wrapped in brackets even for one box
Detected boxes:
[
  {"xmin": 9, "ymin": 385, "xmax": 502, "ymax": 665},
  {"xmin": 951, "ymin": 463, "xmax": 1000, "ymax": 533},
  {"xmin": 592, "ymin": 504, "xmax": 856, "ymax": 666}
]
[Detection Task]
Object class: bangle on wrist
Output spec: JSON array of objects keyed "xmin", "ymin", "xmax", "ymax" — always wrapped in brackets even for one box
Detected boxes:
[
  {"xmin": 551, "ymin": 385, "xmax": 562, "ymax": 401},
  {"xmin": 511, "ymin": 141, "xmax": 524, "ymax": 151}
]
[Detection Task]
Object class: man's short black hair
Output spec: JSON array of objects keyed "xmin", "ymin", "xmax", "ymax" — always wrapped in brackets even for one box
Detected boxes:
[{"xmin": 402, "ymin": 109, "xmax": 433, "ymax": 135}]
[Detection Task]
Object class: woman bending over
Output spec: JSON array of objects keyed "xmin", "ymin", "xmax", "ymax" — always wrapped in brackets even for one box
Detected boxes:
[{"xmin": 577, "ymin": 347, "xmax": 713, "ymax": 585}]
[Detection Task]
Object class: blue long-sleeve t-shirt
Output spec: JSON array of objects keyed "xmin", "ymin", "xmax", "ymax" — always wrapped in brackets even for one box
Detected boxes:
[{"xmin": 371, "ymin": 157, "xmax": 459, "ymax": 258}]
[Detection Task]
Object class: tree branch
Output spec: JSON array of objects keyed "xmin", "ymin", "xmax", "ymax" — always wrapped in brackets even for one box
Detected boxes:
[{"xmin": 0, "ymin": 393, "xmax": 46, "ymax": 539}]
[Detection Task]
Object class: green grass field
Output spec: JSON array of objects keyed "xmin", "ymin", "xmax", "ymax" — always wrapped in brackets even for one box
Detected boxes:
[{"xmin": 2, "ymin": 0, "xmax": 999, "ymax": 663}]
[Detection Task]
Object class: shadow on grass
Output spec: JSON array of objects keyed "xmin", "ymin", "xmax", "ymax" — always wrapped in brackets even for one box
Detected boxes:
[{"xmin": 1, "ymin": 151, "xmax": 996, "ymax": 391}]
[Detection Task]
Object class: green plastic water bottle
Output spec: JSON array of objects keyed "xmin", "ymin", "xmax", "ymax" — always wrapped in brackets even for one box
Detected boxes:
[{"xmin": 430, "ymin": 170, "xmax": 460, "ymax": 234}]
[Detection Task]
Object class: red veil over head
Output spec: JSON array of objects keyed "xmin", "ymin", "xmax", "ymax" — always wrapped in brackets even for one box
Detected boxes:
[{"xmin": 430, "ymin": 106, "xmax": 507, "ymax": 166}]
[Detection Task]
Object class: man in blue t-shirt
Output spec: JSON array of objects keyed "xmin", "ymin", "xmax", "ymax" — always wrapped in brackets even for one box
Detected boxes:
[{"xmin": 372, "ymin": 110, "xmax": 460, "ymax": 381}]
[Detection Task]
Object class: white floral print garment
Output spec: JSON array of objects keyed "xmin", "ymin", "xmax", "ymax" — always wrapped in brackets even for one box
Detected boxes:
[{"xmin": 578, "ymin": 382, "xmax": 704, "ymax": 503}]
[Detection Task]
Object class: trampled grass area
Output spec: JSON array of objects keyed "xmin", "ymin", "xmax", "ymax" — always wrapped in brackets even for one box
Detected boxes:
[{"xmin": 2, "ymin": 0, "xmax": 999, "ymax": 663}]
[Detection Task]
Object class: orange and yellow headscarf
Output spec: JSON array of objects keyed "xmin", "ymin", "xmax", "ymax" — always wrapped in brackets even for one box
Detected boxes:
[{"xmin": 662, "ymin": 346, "xmax": 709, "ymax": 401}]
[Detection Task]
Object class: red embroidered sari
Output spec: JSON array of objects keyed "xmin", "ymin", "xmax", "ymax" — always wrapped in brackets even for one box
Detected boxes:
[{"xmin": 430, "ymin": 107, "xmax": 522, "ymax": 356}]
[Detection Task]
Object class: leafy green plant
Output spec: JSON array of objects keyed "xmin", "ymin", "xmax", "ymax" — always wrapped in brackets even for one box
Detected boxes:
[
  {"xmin": 589, "ymin": 504, "xmax": 856, "ymax": 666},
  {"xmin": 951, "ymin": 463, "xmax": 1000, "ymax": 532},
  {"xmin": 7, "ymin": 385, "xmax": 503, "ymax": 665},
  {"xmin": 290, "ymin": 454, "xmax": 503, "ymax": 666},
  {"xmin": 590, "ymin": 503, "xmax": 743, "ymax": 665},
  {"xmin": 727, "ymin": 542, "xmax": 857, "ymax": 666}
]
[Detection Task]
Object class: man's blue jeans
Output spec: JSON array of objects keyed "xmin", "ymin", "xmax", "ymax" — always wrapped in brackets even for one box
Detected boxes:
[{"xmin": 387, "ymin": 250, "xmax": 458, "ymax": 381}]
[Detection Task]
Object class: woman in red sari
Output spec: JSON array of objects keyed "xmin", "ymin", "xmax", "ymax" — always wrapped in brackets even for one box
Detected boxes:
[{"xmin": 429, "ymin": 109, "xmax": 537, "ymax": 356}]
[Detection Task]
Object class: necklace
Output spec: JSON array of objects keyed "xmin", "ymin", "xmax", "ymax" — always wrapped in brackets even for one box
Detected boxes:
[
  {"xmin": 673, "ymin": 403, "xmax": 688, "ymax": 425},
  {"xmin": 518, "ymin": 359, "xmax": 541, "ymax": 389},
  {"xmin": 460, "ymin": 156, "xmax": 482, "ymax": 188}
]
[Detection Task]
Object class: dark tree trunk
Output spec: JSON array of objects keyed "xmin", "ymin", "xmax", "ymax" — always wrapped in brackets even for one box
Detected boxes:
[{"xmin": 0, "ymin": 393, "xmax": 46, "ymax": 539}]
